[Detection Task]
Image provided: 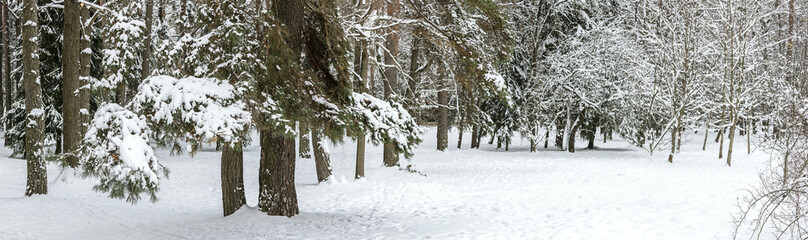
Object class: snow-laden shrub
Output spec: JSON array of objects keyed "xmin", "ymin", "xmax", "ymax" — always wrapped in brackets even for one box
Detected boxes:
[
  {"xmin": 345, "ymin": 93, "xmax": 422, "ymax": 158},
  {"xmin": 79, "ymin": 104, "xmax": 167, "ymax": 204},
  {"xmin": 130, "ymin": 75, "xmax": 252, "ymax": 154}
]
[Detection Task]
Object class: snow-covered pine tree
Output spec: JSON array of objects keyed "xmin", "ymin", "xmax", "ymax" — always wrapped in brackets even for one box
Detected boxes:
[
  {"xmin": 158, "ymin": 0, "xmax": 258, "ymax": 216},
  {"xmin": 79, "ymin": 104, "xmax": 166, "ymax": 203},
  {"xmin": 99, "ymin": 0, "xmax": 145, "ymax": 105}
]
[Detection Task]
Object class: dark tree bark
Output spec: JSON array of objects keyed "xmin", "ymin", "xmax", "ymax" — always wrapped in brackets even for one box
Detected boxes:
[
  {"xmin": 555, "ymin": 123, "xmax": 565, "ymax": 149},
  {"xmin": 702, "ymin": 123, "xmax": 709, "ymax": 151},
  {"xmin": 457, "ymin": 126, "xmax": 464, "ymax": 149},
  {"xmin": 355, "ymin": 133, "xmax": 365, "ymax": 179},
  {"xmin": 2, "ymin": 1, "xmax": 9, "ymax": 130},
  {"xmin": 221, "ymin": 142, "xmax": 246, "ymax": 217},
  {"xmin": 63, "ymin": 0, "xmax": 81, "ymax": 167},
  {"xmin": 470, "ymin": 125, "xmax": 479, "ymax": 149},
  {"xmin": 142, "ymin": 0, "xmax": 153, "ymax": 81},
  {"xmin": 382, "ymin": 0, "xmax": 400, "ymax": 166},
  {"xmin": 258, "ymin": 129, "xmax": 298, "ymax": 217},
  {"xmin": 436, "ymin": 83, "xmax": 448, "ymax": 151},
  {"xmin": 406, "ymin": 27, "xmax": 421, "ymax": 107},
  {"xmin": 383, "ymin": 143, "xmax": 398, "ymax": 167},
  {"xmin": 79, "ymin": 3, "xmax": 91, "ymax": 137},
  {"xmin": 0, "ymin": 0, "xmax": 4, "ymax": 120},
  {"xmin": 354, "ymin": 39, "xmax": 368, "ymax": 179},
  {"xmin": 298, "ymin": 122, "xmax": 311, "ymax": 158},
  {"xmin": 116, "ymin": 81, "xmax": 127, "ymax": 104},
  {"xmin": 727, "ymin": 115, "xmax": 737, "ymax": 166},
  {"xmin": 568, "ymin": 119, "xmax": 582, "ymax": 153},
  {"xmin": 312, "ymin": 128, "xmax": 331, "ymax": 183},
  {"xmin": 114, "ymin": 0, "xmax": 127, "ymax": 104},
  {"xmin": 23, "ymin": 0, "xmax": 46, "ymax": 196},
  {"xmin": 530, "ymin": 127, "xmax": 536, "ymax": 152},
  {"xmin": 505, "ymin": 137, "xmax": 509, "ymax": 151},
  {"xmin": 544, "ymin": 129, "xmax": 550, "ymax": 149}
]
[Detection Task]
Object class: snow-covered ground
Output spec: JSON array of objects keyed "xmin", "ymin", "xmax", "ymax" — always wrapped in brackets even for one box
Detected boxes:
[{"xmin": 0, "ymin": 128, "xmax": 768, "ymax": 239}]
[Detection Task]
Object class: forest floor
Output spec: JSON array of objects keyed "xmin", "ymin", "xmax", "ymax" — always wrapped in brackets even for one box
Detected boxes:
[{"xmin": 0, "ymin": 128, "xmax": 770, "ymax": 239}]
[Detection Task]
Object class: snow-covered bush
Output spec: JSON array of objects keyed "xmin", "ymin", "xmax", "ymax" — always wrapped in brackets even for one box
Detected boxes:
[
  {"xmin": 79, "ymin": 104, "xmax": 167, "ymax": 204},
  {"xmin": 130, "ymin": 75, "xmax": 252, "ymax": 154},
  {"xmin": 345, "ymin": 93, "xmax": 422, "ymax": 158}
]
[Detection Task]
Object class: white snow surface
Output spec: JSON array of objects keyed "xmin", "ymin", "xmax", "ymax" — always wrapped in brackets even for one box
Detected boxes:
[{"xmin": 0, "ymin": 128, "xmax": 768, "ymax": 239}]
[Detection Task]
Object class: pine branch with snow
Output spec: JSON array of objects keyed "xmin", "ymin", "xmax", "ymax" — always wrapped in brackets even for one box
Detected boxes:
[{"xmin": 79, "ymin": 104, "xmax": 167, "ymax": 204}]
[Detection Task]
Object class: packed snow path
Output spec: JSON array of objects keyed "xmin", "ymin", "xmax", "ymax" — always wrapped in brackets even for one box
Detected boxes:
[{"xmin": 0, "ymin": 128, "xmax": 766, "ymax": 239}]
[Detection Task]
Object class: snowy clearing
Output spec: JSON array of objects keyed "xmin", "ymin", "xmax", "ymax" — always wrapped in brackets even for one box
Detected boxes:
[{"xmin": 0, "ymin": 128, "xmax": 767, "ymax": 239}]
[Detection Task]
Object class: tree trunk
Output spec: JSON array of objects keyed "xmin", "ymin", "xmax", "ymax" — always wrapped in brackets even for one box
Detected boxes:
[
  {"xmin": 158, "ymin": 0, "xmax": 165, "ymax": 24},
  {"xmin": 142, "ymin": 0, "xmax": 153, "ymax": 81},
  {"xmin": 587, "ymin": 132, "xmax": 595, "ymax": 150},
  {"xmin": 676, "ymin": 125, "xmax": 682, "ymax": 152},
  {"xmin": 383, "ymin": 142, "xmax": 398, "ymax": 167},
  {"xmin": 702, "ymin": 124, "xmax": 709, "ymax": 151},
  {"xmin": 0, "ymin": 1, "xmax": 4, "ymax": 120},
  {"xmin": 470, "ymin": 125, "xmax": 479, "ymax": 149},
  {"xmin": 747, "ymin": 118, "xmax": 751, "ymax": 154},
  {"xmin": 456, "ymin": 126, "xmax": 463, "ymax": 149},
  {"xmin": 382, "ymin": 0, "xmax": 400, "ymax": 166},
  {"xmin": 476, "ymin": 130, "xmax": 483, "ymax": 148},
  {"xmin": 726, "ymin": 115, "xmax": 736, "ymax": 166},
  {"xmin": 507, "ymin": 137, "xmax": 513, "ymax": 151},
  {"xmin": 555, "ymin": 123, "xmax": 564, "ymax": 149},
  {"xmin": 436, "ymin": 83, "xmax": 448, "ymax": 151},
  {"xmin": 79, "ymin": 4, "xmax": 91, "ymax": 137},
  {"xmin": 2, "ymin": 1, "xmax": 9, "ymax": 131},
  {"xmin": 23, "ymin": 0, "xmax": 46, "ymax": 196},
  {"xmin": 298, "ymin": 122, "xmax": 311, "ymax": 158},
  {"xmin": 562, "ymin": 109, "xmax": 571, "ymax": 150},
  {"xmin": 311, "ymin": 128, "xmax": 331, "ymax": 183},
  {"xmin": 489, "ymin": 129, "xmax": 496, "ymax": 145},
  {"xmin": 63, "ymin": 0, "xmax": 81, "ymax": 167},
  {"xmin": 354, "ymin": 38, "xmax": 369, "ymax": 179},
  {"xmin": 406, "ymin": 27, "xmax": 421, "ymax": 108},
  {"xmin": 221, "ymin": 142, "xmax": 246, "ymax": 217},
  {"xmin": 544, "ymin": 129, "xmax": 550, "ymax": 149},
  {"xmin": 530, "ymin": 127, "xmax": 536, "ymax": 152},
  {"xmin": 603, "ymin": 127, "xmax": 607, "ymax": 143},
  {"xmin": 568, "ymin": 118, "xmax": 581, "ymax": 153},
  {"xmin": 258, "ymin": 129, "xmax": 299, "ymax": 217},
  {"xmin": 355, "ymin": 133, "xmax": 365, "ymax": 179},
  {"xmin": 668, "ymin": 124, "xmax": 677, "ymax": 163}
]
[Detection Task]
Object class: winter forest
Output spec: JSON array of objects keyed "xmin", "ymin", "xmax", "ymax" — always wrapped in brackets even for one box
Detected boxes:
[{"xmin": 0, "ymin": 0, "xmax": 806, "ymax": 239}]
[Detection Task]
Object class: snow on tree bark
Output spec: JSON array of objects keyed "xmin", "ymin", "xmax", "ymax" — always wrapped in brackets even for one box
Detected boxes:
[
  {"xmin": 258, "ymin": 129, "xmax": 299, "ymax": 217},
  {"xmin": 312, "ymin": 128, "xmax": 332, "ymax": 183},
  {"xmin": 23, "ymin": 0, "xmax": 46, "ymax": 196}
]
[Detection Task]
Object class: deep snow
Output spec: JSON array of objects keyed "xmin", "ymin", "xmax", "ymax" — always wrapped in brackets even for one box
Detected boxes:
[{"xmin": 0, "ymin": 128, "xmax": 768, "ymax": 239}]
